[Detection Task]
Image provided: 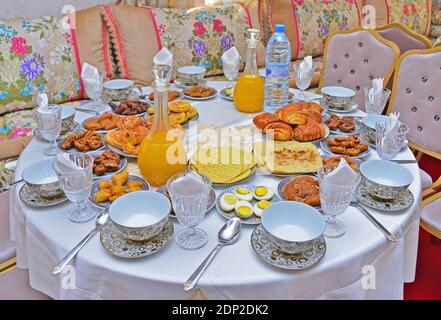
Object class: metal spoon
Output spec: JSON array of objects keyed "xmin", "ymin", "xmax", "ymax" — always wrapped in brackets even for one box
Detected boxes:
[
  {"xmin": 184, "ymin": 218, "xmax": 241, "ymax": 291},
  {"xmin": 1, "ymin": 179, "xmax": 24, "ymax": 192},
  {"xmin": 52, "ymin": 209, "xmax": 109, "ymax": 275},
  {"xmin": 351, "ymin": 198, "xmax": 397, "ymax": 242}
]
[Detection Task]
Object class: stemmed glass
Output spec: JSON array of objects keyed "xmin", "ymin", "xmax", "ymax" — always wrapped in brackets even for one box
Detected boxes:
[
  {"xmin": 53, "ymin": 153, "xmax": 97, "ymax": 223},
  {"xmin": 294, "ymin": 64, "xmax": 313, "ymax": 101},
  {"xmin": 167, "ymin": 171, "xmax": 212, "ymax": 250},
  {"xmin": 364, "ymin": 87, "xmax": 391, "ymax": 115},
  {"xmin": 83, "ymin": 72, "xmax": 105, "ymax": 112},
  {"xmin": 33, "ymin": 104, "xmax": 62, "ymax": 156},
  {"xmin": 223, "ymin": 58, "xmax": 240, "ymax": 90},
  {"xmin": 318, "ymin": 165, "xmax": 361, "ymax": 238},
  {"xmin": 375, "ymin": 121, "xmax": 409, "ymax": 160}
]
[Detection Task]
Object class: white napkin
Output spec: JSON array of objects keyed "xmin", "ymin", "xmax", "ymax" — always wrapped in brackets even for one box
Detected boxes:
[
  {"xmin": 36, "ymin": 93, "xmax": 49, "ymax": 113},
  {"xmin": 367, "ymin": 78, "xmax": 384, "ymax": 112},
  {"xmin": 298, "ymin": 55, "xmax": 313, "ymax": 78},
  {"xmin": 385, "ymin": 112, "xmax": 400, "ymax": 141},
  {"xmin": 324, "ymin": 158, "xmax": 359, "ymax": 187},
  {"xmin": 221, "ymin": 46, "xmax": 240, "ymax": 65},
  {"xmin": 55, "ymin": 152, "xmax": 82, "ymax": 172},
  {"xmin": 153, "ymin": 47, "xmax": 173, "ymax": 67},
  {"xmin": 81, "ymin": 62, "xmax": 99, "ymax": 84}
]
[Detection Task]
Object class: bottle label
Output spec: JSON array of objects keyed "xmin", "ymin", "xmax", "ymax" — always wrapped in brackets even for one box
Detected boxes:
[{"xmin": 266, "ymin": 62, "xmax": 289, "ymax": 84}]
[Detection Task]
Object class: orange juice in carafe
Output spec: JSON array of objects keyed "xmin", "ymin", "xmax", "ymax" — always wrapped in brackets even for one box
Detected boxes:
[
  {"xmin": 234, "ymin": 74, "xmax": 264, "ymax": 113},
  {"xmin": 233, "ymin": 29, "xmax": 264, "ymax": 113},
  {"xmin": 137, "ymin": 65, "xmax": 187, "ymax": 187}
]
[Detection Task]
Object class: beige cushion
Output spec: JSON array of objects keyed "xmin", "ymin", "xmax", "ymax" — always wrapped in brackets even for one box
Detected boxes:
[
  {"xmin": 420, "ymin": 168, "xmax": 433, "ymax": 190},
  {"xmin": 0, "ymin": 267, "xmax": 51, "ymax": 300},
  {"xmin": 0, "ymin": 191, "xmax": 15, "ymax": 264},
  {"xmin": 266, "ymin": 0, "xmax": 360, "ymax": 60},
  {"xmin": 422, "ymin": 198, "xmax": 441, "ymax": 232},
  {"xmin": 0, "ymin": 136, "xmax": 32, "ymax": 161},
  {"xmin": 102, "ymin": 3, "xmax": 266, "ymax": 85}
]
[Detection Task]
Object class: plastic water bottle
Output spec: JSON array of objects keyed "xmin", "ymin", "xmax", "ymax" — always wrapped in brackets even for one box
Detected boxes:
[{"xmin": 264, "ymin": 24, "xmax": 291, "ymax": 113}]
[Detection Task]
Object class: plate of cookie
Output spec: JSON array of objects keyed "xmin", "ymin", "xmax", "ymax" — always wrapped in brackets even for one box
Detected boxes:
[
  {"xmin": 145, "ymin": 90, "xmax": 184, "ymax": 104},
  {"xmin": 146, "ymin": 100, "xmax": 198, "ymax": 127},
  {"xmin": 90, "ymin": 149, "xmax": 127, "ymax": 179},
  {"xmin": 81, "ymin": 112, "xmax": 122, "ymax": 134},
  {"xmin": 320, "ymin": 134, "xmax": 370, "ymax": 159},
  {"xmin": 58, "ymin": 131, "xmax": 105, "ymax": 153},
  {"xmin": 183, "ymin": 86, "xmax": 217, "ymax": 100},
  {"xmin": 323, "ymin": 113, "xmax": 362, "ymax": 135}
]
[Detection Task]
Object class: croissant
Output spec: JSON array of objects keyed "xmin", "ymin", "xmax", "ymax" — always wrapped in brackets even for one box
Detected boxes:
[
  {"xmin": 253, "ymin": 113, "xmax": 278, "ymax": 130},
  {"xmin": 263, "ymin": 121, "xmax": 293, "ymax": 141},
  {"xmin": 304, "ymin": 102, "xmax": 324, "ymax": 113},
  {"xmin": 276, "ymin": 109, "xmax": 309, "ymax": 125},
  {"xmin": 305, "ymin": 110, "xmax": 322, "ymax": 124},
  {"xmin": 292, "ymin": 122, "xmax": 325, "ymax": 142}
]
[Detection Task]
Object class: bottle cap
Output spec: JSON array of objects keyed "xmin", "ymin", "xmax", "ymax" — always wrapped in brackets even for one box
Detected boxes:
[{"xmin": 275, "ymin": 24, "xmax": 285, "ymax": 33}]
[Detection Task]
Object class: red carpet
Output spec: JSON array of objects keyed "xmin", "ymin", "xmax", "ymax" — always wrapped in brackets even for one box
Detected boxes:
[{"xmin": 403, "ymin": 155, "xmax": 441, "ymax": 300}]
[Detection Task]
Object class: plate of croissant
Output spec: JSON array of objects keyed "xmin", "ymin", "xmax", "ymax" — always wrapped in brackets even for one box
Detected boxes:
[
  {"xmin": 323, "ymin": 113, "xmax": 362, "ymax": 135},
  {"xmin": 58, "ymin": 131, "xmax": 105, "ymax": 153},
  {"xmin": 320, "ymin": 134, "xmax": 370, "ymax": 159},
  {"xmin": 253, "ymin": 102, "xmax": 329, "ymax": 143},
  {"xmin": 278, "ymin": 175, "xmax": 321, "ymax": 208}
]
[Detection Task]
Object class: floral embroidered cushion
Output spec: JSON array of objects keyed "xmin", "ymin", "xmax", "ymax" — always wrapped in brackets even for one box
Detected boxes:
[
  {"xmin": 263, "ymin": 0, "xmax": 361, "ymax": 60},
  {"xmin": 102, "ymin": 3, "xmax": 266, "ymax": 85},
  {"xmin": 389, "ymin": 0, "xmax": 431, "ymax": 36},
  {"xmin": 0, "ymin": 16, "xmax": 82, "ymax": 116},
  {"xmin": 433, "ymin": 8, "xmax": 441, "ymax": 25}
]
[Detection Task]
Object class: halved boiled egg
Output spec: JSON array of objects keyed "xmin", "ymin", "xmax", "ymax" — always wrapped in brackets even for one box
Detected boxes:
[
  {"xmin": 233, "ymin": 187, "xmax": 253, "ymax": 201},
  {"xmin": 220, "ymin": 193, "xmax": 237, "ymax": 212},
  {"xmin": 253, "ymin": 200, "xmax": 272, "ymax": 217},
  {"xmin": 235, "ymin": 201, "xmax": 254, "ymax": 218},
  {"xmin": 253, "ymin": 186, "xmax": 274, "ymax": 201}
]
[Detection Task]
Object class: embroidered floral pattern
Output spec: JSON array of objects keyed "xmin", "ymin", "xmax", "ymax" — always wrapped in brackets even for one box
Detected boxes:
[
  {"xmin": 152, "ymin": 3, "xmax": 251, "ymax": 76},
  {"xmin": 389, "ymin": 0, "xmax": 429, "ymax": 35},
  {"xmin": 0, "ymin": 16, "xmax": 81, "ymax": 115}
]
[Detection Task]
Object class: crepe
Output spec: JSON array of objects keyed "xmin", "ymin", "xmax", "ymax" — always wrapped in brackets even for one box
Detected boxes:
[
  {"xmin": 254, "ymin": 140, "xmax": 322, "ymax": 174},
  {"xmin": 190, "ymin": 146, "xmax": 255, "ymax": 184}
]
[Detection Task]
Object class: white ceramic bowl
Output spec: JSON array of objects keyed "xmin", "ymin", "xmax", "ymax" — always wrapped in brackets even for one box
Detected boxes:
[
  {"xmin": 103, "ymin": 79, "xmax": 134, "ymax": 90},
  {"xmin": 321, "ymin": 86, "xmax": 356, "ymax": 109},
  {"xmin": 176, "ymin": 66, "xmax": 206, "ymax": 87},
  {"xmin": 103, "ymin": 79, "xmax": 135, "ymax": 102},
  {"xmin": 60, "ymin": 106, "xmax": 76, "ymax": 133},
  {"xmin": 261, "ymin": 201, "xmax": 325, "ymax": 254},
  {"xmin": 109, "ymin": 191, "xmax": 171, "ymax": 241},
  {"xmin": 22, "ymin": 159, "xmax": 61, "ymax": 199},
  {"xmin": 360, "ymin": 159, "xmax": 414, "ymax": 200}
]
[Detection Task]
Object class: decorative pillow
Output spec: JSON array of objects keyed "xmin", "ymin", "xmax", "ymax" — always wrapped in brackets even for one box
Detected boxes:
[
  {"xmin": 388, "ymin": 0, "xmax": 432, "ymax": 36},
  {"xmin": 0, "ymin": 16, "xmax": 82, "ymax": 116},
  {"xmin": 75, "ymin": 5, "xmax": 116, "ymax": 80},
  {"xmin": 102, "ymin": 3, "xmax": 266, "ymax": 85},
  {"xmin": 111, "ymin": 0, "xmax": 206, "ymax": 7},
  {"xmin": 433, "ymin": 8, "xmax": 441, "ymax": 25},
  {"xmin": 265, "ymin": 0, "xmax": 361, "ymax": 60},
  {"xmin": 431, "ymin": 24, "xmax": 441, "ymax": 37},
  {"xmin": 0, "ymin": 109, "xmax": 35, "ymax": 141}
]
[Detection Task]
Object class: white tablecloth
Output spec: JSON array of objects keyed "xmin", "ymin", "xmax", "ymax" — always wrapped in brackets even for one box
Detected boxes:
[{"xmin": 9, "ymin": 82, "xmax": 421, "ymax": 300}]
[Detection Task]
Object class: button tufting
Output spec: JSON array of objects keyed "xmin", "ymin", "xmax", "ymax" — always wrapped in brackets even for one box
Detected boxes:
[
  {"xmin": 417, "ymin": 126, "xmax": 423, "ymax": 132},
  {"xmin": 350, "ymin": 69, "xmax": 355, "ymax": 75},
  {"xmin": 345, "ymin": 53, "xmax": 349, "ymax": 58},
  {"xmin": 422, "ymin": 76, "xmax": 428, "ymax": 83},
  {"xmin": 429, "ymin": 96, "xmax": 435, "ymax": 101},
  {"xmin": 355, "ymin": 85, "xmax": 360, "ymax": 91},
  {"xmin": 411, "ymin": 106, "xmax": 418, "ymax": 112},
  {"xmin": 364, "ymin": 59, "xmax": 368, "ymax": 64},
  {"xmin": 369, "ymin": 75, "xmax": 373, "ymax": 80},
  {"xmin": 333, "ymin": 64, "xmax": 338, "ymax": 69},
  {"xmin": 406, "ymin": 88, "xmax": 411, "ymax": 94},
  {"xmin": 337, "ymin": 80, "xmax": 342, "ymax": 84},
  {"xmin": 435, "ymin": 115, "xmax": 440, "ymax": 121},
  {"xmin": 358, "ymin": 42, "xmax": 363, "ymax": 47}
]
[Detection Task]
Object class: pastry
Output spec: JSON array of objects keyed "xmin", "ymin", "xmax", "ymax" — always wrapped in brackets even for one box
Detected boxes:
[
  {"xmin": 168, "ymin": 100, "xmax": 191, "ymax": 113},
  {"xmin": 183, "ymin": 86, "xmax": 215, "ymax": 98},
  {"xmin": 84, "ymin": 113, "xmax": 121, "ymax": 131},
  {"xmin": 93, "ymin": 150, "xmax": 121, "ymax": 176},
  {"xmin": 253, "ymin": 113, "xmax": 278, "ymax": 130},
  {"xmin": 61, "ymin": 131, "xmax": 103, "ymax": 152},
  {"xmin": 148, "ymin": 90, "xmax": 181, "ymax": 102},
  {"xmin": 276, "ymin": 109, "xmax": 309, "ymax": 125},
  {"xmin": 283, "ymin": 176, "xmax": 320, "ymax": 207},
  {"xmin": 93, "ymin": 173, "xmax": 143, "ymax": 203},
  {"xmin": 263, "ymin": 122, "xmax": 293, "ymax": 141},
  {"xmin": 322, "ymin": 155, "xmax": 359, "ymax": 172},
  {"xmin": 292, "ymin": 122, "xmax": 325, "ymax": 142},
  {"xmin": 110, "ymin": 100, "xmax": 148, "ymax": 116},
  {"xmin": 326, "ymin": 135, "xmax": 368, "ymax": 156},
  {"xmin": 325, "ymin": 114, "xmax": 356, "ymax": 133}
]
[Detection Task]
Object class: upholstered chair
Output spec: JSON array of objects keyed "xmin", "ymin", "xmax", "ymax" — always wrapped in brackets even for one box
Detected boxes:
[
  {"xmin": 319, "ymin": 28, "xmax": 400, "ymax": 109},
  {"xmin": 387, "ymin": 46, "xmax": 441, "ymax": 240},
  {"xmin": 377, "ymin": 23, "xmax": 432, "ymax": 54},
  {"xmin": 0, "ymin": 267, "xmax": 51, "ymax": 300},
  {"xmin": 0, "ymin": 191, "xmax": 15, "ymax": 268}
]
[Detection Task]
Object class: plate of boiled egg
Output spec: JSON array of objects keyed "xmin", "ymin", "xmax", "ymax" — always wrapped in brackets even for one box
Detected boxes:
[{"xmin": 215, "ymin": 184, "xmax": 282, "ymax": 225}]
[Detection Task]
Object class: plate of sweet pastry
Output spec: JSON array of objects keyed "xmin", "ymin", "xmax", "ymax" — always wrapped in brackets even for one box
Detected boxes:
[
  {"xmin": 278, "ymin": 175, "xmax": 321, "ymax": 209},
  {"xmin": 58, "ymin": 131, "xmax": 105, "ymax": 153},
  {"xmin": 183, "ymin": 85, "xmax": 217, "ymax": 100},
  {"xmin": 146, "ymin": 100, "xmax": 198, "ymax": 127},
  {"xmin": 253, "ymin": 102, "xmax": 329, "ymax": 143},
  {"xmin": 81, "ymin": 112, "xmax": 122, "ymax": 133},
  {"xmin": 320, "ymin": 134, "xmax": 370, "ymax": 159},
  {"xmin": 90, "ymin": 149, "xmax": 127, "ymax": 179},
  {"xmin": 147, "ymin": 90, "xmax": 183, "ymax": 103},
  {"xmin": 323, "ymin": 113, "xmax": 362, "ymax": 135},
  {"xmin": 109, "ymin": 100, "xmax": 148, "ymax": 117}
]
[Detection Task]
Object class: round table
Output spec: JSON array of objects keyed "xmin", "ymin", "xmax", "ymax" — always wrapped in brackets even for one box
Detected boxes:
[{"xmin": 10, "ymin": 81, "xmax": 421, "ymax": 300}]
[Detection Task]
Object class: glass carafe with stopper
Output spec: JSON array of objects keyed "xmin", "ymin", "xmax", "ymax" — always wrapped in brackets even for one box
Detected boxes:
[
  {"xmin": 233, "ymin": 29, "xmax": 264, "ymax": 113},
  {"xmin": 137, "ymin": 65, "xmax": 187, "ymax": 187}
]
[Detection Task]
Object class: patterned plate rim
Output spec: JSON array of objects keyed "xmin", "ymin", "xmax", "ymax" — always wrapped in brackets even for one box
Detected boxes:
[
  {"xmin": 312, "ymin": 98, "xmax": 359, "ymax": 114},
  {"xmin": 19, "ymin": 184, "xmax": 68, "ymax": 208},
  {"xmin": 277, "ymin": 175, "xmax": 321, "ymax": 210},
  {"xmin": 219, "ymin": 88, "xmax": 233, "ymax": 101},
  {"xmin": 99, "ymin": 219, "xmax": 174, "ymax": 259},
  {"xmin": 215, "ymin": 184, "xmax": 282, "ymax": 225},
  {"xmin": 106, "ymin": 144, "xmax": 138, "ymax": 159},
  {"xmin": 182, "ymin": 87, "xmax": 218, "ymax": 100},
  {"xmin": 355, "ymin": 186, "xmax": 414, "ymax": 212},
  {"xmin": 322, "ymin": 114, "xmax": 363, "ymax": 135},
  {"xmin": 89, "ymin": 175, "xmax": 150, "ymax": 209},
  {"xmin": 320, "ymin": 134, "xmax": 371, "ymax": 159},
  {"xmin": 35, "ymin": 122, "xmax": 81, "ymax": 141},
  {"xmin": 250, "ymin": 225, "xmax": 327, "ymax": 270},
  {"xmin": 80, "ymin": 116, "xmax": 119, "ymax": 134},
  {"xmin": 57, "ymin": 133, "xmax": 106, "ymax": 154}
]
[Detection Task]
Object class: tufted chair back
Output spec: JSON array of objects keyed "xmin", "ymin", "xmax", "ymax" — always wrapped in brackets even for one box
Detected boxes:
[
  {"xmin": 319, "ymin": 28, "xmax": 400, "ymax": 110},
  {"xmin": 387, "ymin": 47, "xmax": 441, "ymax": 156},
  {"xmin": 377, "ymin": 23, "xmax": 432, "ymax": 54}
]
